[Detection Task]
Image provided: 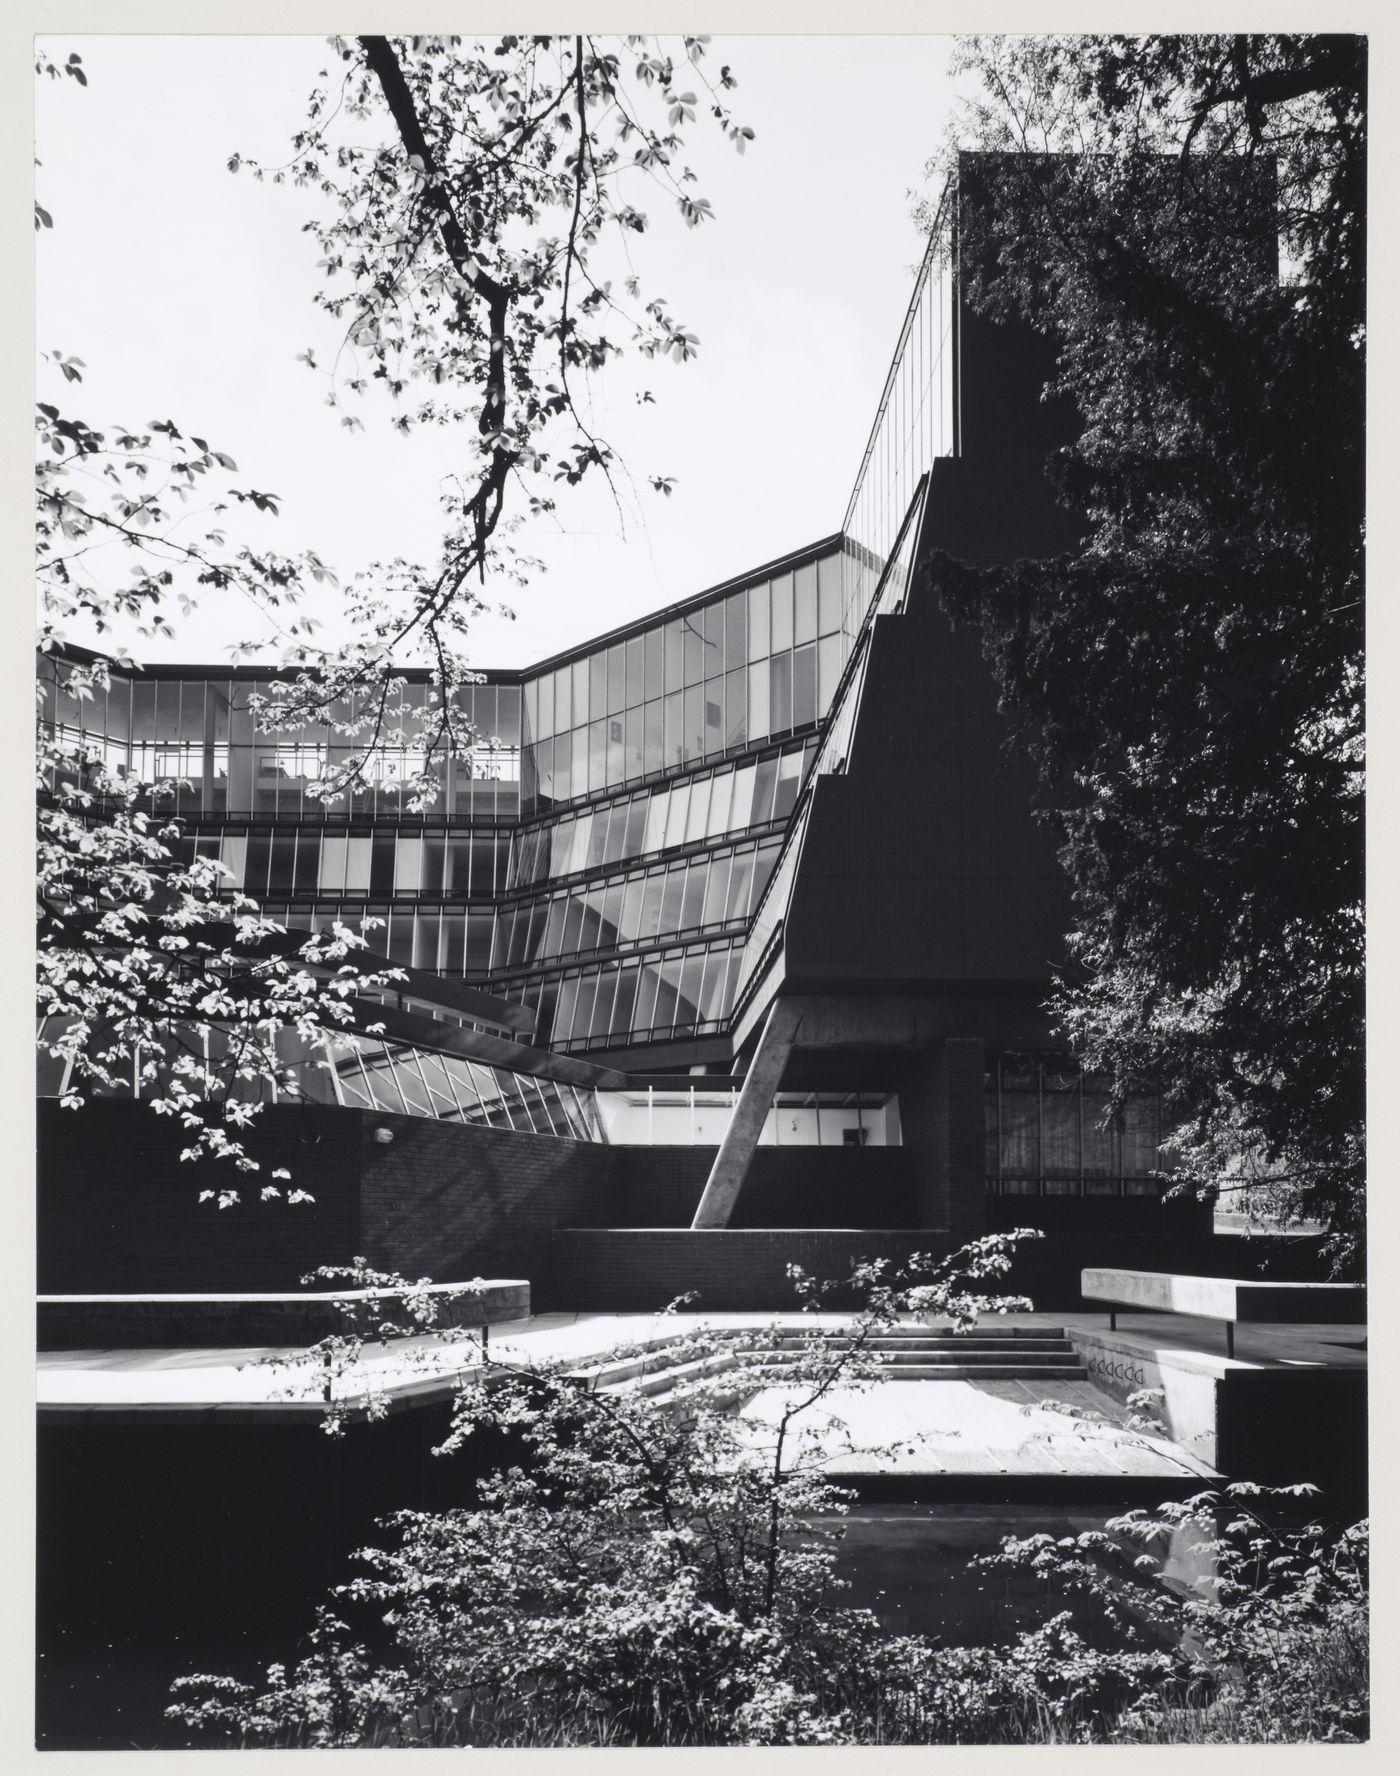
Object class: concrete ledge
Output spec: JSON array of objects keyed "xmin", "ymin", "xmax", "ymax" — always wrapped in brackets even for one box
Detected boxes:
[
  {"xmin": 1067, "ymin": 1323, "xmax": 1367, "ymax": 1495},
  {"xmin": 37, "ymin": 1280, "xmax": 530, "ymax": 1350},
  {"xmin": 1082, "ymin": 1268, "xmax": 1366, "ymax": 1324}
]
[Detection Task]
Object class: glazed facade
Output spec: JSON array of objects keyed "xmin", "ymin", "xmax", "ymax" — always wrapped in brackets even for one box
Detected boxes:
[{"xmin": 39, "ymin": 175, "xmax": 1178, "ymax": 1199}]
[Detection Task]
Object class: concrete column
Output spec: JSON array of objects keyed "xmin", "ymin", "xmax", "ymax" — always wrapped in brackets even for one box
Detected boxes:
[{"xmin": 690, "ymin": 997, "xmax": 804, "ymax": 1229}]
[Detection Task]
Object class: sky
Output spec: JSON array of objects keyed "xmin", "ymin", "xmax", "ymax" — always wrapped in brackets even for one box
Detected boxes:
[{"xmin": 36, "ymin": 33, "xmax": 968, "ymax": 670}]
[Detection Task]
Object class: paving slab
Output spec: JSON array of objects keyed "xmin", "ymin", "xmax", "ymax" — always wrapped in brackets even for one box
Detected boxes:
[{"xmin": 732, "ymin": 1380, "xmax": 1219, "ymax": 1481}]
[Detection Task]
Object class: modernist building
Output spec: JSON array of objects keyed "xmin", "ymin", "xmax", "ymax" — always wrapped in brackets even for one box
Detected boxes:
[{"xmin": 38, "ymin": 166, "xmax": 1209, "ymax": 1310}]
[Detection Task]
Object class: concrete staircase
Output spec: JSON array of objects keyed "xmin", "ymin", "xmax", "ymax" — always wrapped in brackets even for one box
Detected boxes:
[{"xmin": 568, "ymin": 1323, "xmax": 1086, "ymax": 1411}]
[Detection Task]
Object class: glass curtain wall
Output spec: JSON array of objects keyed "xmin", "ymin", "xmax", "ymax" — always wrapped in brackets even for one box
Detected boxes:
[
  {"xmin": 35, "ymin": 1015, "xmax": 606, "ymax": 1140},
  {"xmin": 508, "ymin": 735, "xmax": 817, "ymax": 888},
  {"xmin": 519, "ymin": 547, "xmax": 845, "ymax": 815},
  {"xmin": 37, "ymin": 658, "xmax": 522, "ymax": 821}
]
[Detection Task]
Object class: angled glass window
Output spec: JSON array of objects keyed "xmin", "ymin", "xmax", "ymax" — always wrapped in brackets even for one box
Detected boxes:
[
  {"xmin": 770, "ymin": 573, "xmax": 793, "ymax": 653},
  {"xmin": 613, "ymin": 960, "xmax": 640, "ymax": 1036},
  {"xmin": 643, "ymin": 787, "xmax": 669, "ymax": 855},
  {"xmin": 599, "ymin": 881, "xmax": 625, "ymax": 950},
  {"xmin": 442, "ymin": 910, "xmax": 465, "ymax": 973},
  {"xmin": 752, "ymin": 755, "xmax": 779, "ymax": 825},
  {"xmin": 578, "ymin": 886, "xmax": 603, "ymax": 955},
  {"xmin": 664, "ymin": 618, "xmax": 683, "ymax": 692},
  {"xmin": 663, "ymin": 779, "xmax": 690, "ymax": 850},
  {"xmin": 724, "ymin": 668, "xmax": 747, "ymax": 751},
  {"xmin": 644, "ymin": 625, "xmax": 665, "ymax": 701},
  {"xmin": 679, "ymin": 861, "xmax": 706, "ymax": 932},
  {"xmin": 633, "ymin": 960, "xmax": 660, "ymax": 1034},
  {"xmin": 345, "ymin": 834, "xmax": 373, "ymax": 894},
  {"xmin": 682, "ymin": 616, "xmax": 705, "ymax": 687},
  {"xmin": 748, "ymin": 661, "xmax": 769, "ymax": 741},
  {"xmin": 606, "ymin": 712, "xmax": 624, "ymax": 785},
  {"xmin": 726, "ymin": 847, "xmax": 754, "ymax": 920},
  {"xmin": 620, "ymin": 874, "xmax": 644, "ymax": 944},
  {"xmin": 622, "ymin": 794, "xmax": 648, "ymax": 858},
  {"xmin": 643, "ymin": 699, "xmax": 663, "ymax": 774},
  {"xmin": 747, "ymin": 581, "xmax": 769, "ymax": 663},
  {"xmin": 706, "ymin": 767, "xmax": 734, "ymax": 838},
  {"xmin": 607, "ymin": 644, "xmax": 625, "ymax": 715},
  {"xmin": 535, "ymin": 676, "xmax": 554, "ymax": 742},
  {"xmin": 769, "ymin": 652, "xmax": 793, "ymax": 735},
  {"xmin": 389, "ymin": 910, "xmax": 414, "ymax": 964},
  {"xmin": 773, "ymin": 748, "xmax": 805, "ymax": 821},
  {"xmin": 683, "ymin": 685, "xmax": 704, "ymax": 763},
  {"xmin": 319, "ymin": 832, "xmax": 347, "ymax": 894},
  {"xmin": 729, "ymin": 761, "xmax": 756, "ymax": 831},
  {"xmin": 587, "ymin": 807, "xmax": 610, "ymax": 871},
  {"xmin": 542, "ymin": 893, "xmax": 568, "ymax": 960},
  {"xmin": 701, "ymin": 851, "xmax": 732, "ymax": 926},
  {"xmin": 663, "ymin": 691, "xmax": 683, "ymax": 769},
  {"xmin": 639, "ymin": 868, "xmax": 666, "ymax": 941},
  {"xmin": 659, "ymin": 862, "xmax": 686, "ymax": 935},
  {"xmin": 652, "ymin": 955, "xmax": 681, "ymax": 1031},
  {"xmin": 413, "ymin": 910, "xmax": 440, "ymax": 971},
  {"xmin": 684, "ymin": 775, "xmax": 712, "ymax": 844},
  {"xmin": 421, "ymin": 834, "xmax": 445, "ymax": 893},
  {"xmin": 572, "ymin": 971, "xmax": 599, "ymax": 1043},
  {"xmin": 561, "ymin": 893, "xmax": 585, "ymax": 956},
  {"xmin": 624, "ymin": 705, "xmax": 644, "ymax": 781},
  {"xmin": 466, "ymin": 910, "xmax": 494, "ymax": 971},
  {"xmin": 724, "ymin": 591, "xmax": 748, "ymax": 671},
  {"xmin": 219, "ymin": 833, "xmax": 247, "ymax": 891},
  {"xmin": 794, "ymin": 562, "xmax": 818, "ymax": 646},
  {"xmin": 792, "ymin": 643, "xmax": 817, "ymax": 730},
  {"xmin": 395, "ymin": 835, "xmax": 423, "ymax": 894},
  {"xmin": 677, "ymin": 953, "xmax": 705, "ymax": 1031},
  {"xmin": 625, "ymin": 635, "xmax": 644, "ymax": 708},
  {"xmin": 703, "ymin": 685, "xmax": 724, "ymax": 757},
  {"xmin": 698, "ymin": 945, "xmax": 730, "ymax": 1021},
  {"xmin": 293, "ymin": 832, "xmax": 319, "ymax": 895}
]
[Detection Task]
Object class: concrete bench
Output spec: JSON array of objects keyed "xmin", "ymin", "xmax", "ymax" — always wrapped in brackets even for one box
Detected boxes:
[{"xmin": 1080, "ymin": 1268, "xmax": 1366, "ymax": 1359}]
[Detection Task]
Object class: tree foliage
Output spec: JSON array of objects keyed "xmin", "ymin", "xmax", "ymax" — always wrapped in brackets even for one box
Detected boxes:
[
  {"xmin": 928, "ymin": 35, "xmax": 1365, "ymax": 1264},
  {"xmin": 167, "ymin": 1246, "xmax": 1367, "ymax": 1748},
  {"xmin": 37, "ymin": 37, "xmax": 747, "ymax": 1176}
]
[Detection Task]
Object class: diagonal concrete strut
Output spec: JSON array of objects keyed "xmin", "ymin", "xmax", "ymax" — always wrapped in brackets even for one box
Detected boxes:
[{"xmin": 690, "ymin": 996, "xmax": 805, "ymax": 1229}]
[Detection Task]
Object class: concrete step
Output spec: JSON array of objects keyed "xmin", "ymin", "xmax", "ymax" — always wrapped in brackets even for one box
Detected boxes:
[
  {"xmin": 870, "ymin": 1336, "xmax": 1077, "ymax": 1349},
  {"xmin": 880, "ymin": 1362, "xmax": 1086, "ymax": 1380},
  {"xmin": 867, "ymin": 1348, "xmax": 1077, "ymax": 1366},
  {"xmin": 768, "ymin": 1330, "xmax": 1071, "ymax": 1347},
  {"xmin": 598, "ymin": 1350, "xmax": 742, "ymax": 1398}
]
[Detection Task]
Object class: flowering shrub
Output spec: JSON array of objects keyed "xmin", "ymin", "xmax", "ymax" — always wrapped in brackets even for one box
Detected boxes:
[{"xmin": 168, "ymin": 1239, "xmax": 1367, "ymax": 1747}]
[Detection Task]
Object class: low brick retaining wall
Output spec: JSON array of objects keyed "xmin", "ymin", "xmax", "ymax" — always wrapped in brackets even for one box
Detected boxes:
[
  {"xmin": 545, "ymin": 1229, "xmax": 950, "ymax": 1313},
  {"xmin": 37, "ymin": 1279, "xmax": 530, "ymax": 1350}
]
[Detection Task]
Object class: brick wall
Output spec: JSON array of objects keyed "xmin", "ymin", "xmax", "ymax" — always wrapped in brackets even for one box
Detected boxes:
[
  {"xmin": 613, "ymin": 1145, "xmax": 915, "ymax": 1228},
  {"xmin": 37, "ymin": 1100, "xmax": 362, "ymax": 1294},
  {"xmin": 544, "ymin": 1228, "xmax": 948, "ymax": 1312},
  {"xmin": 38, "ymin": 1099, "xmax": 622, "ymax": 1299},
  {"xmin": 359, "ymin": 1111, "xmax": 623, "ymax": 1285}
]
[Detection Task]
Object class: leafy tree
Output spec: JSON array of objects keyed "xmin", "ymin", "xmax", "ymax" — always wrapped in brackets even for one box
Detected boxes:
[
  {"xmin": 926, "ymin": 36, "xmax": 1365, "ymax": 1266},
  {"xmin": 37, "ymin": 36, "xmax": 748, "ymax": 1177}
]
